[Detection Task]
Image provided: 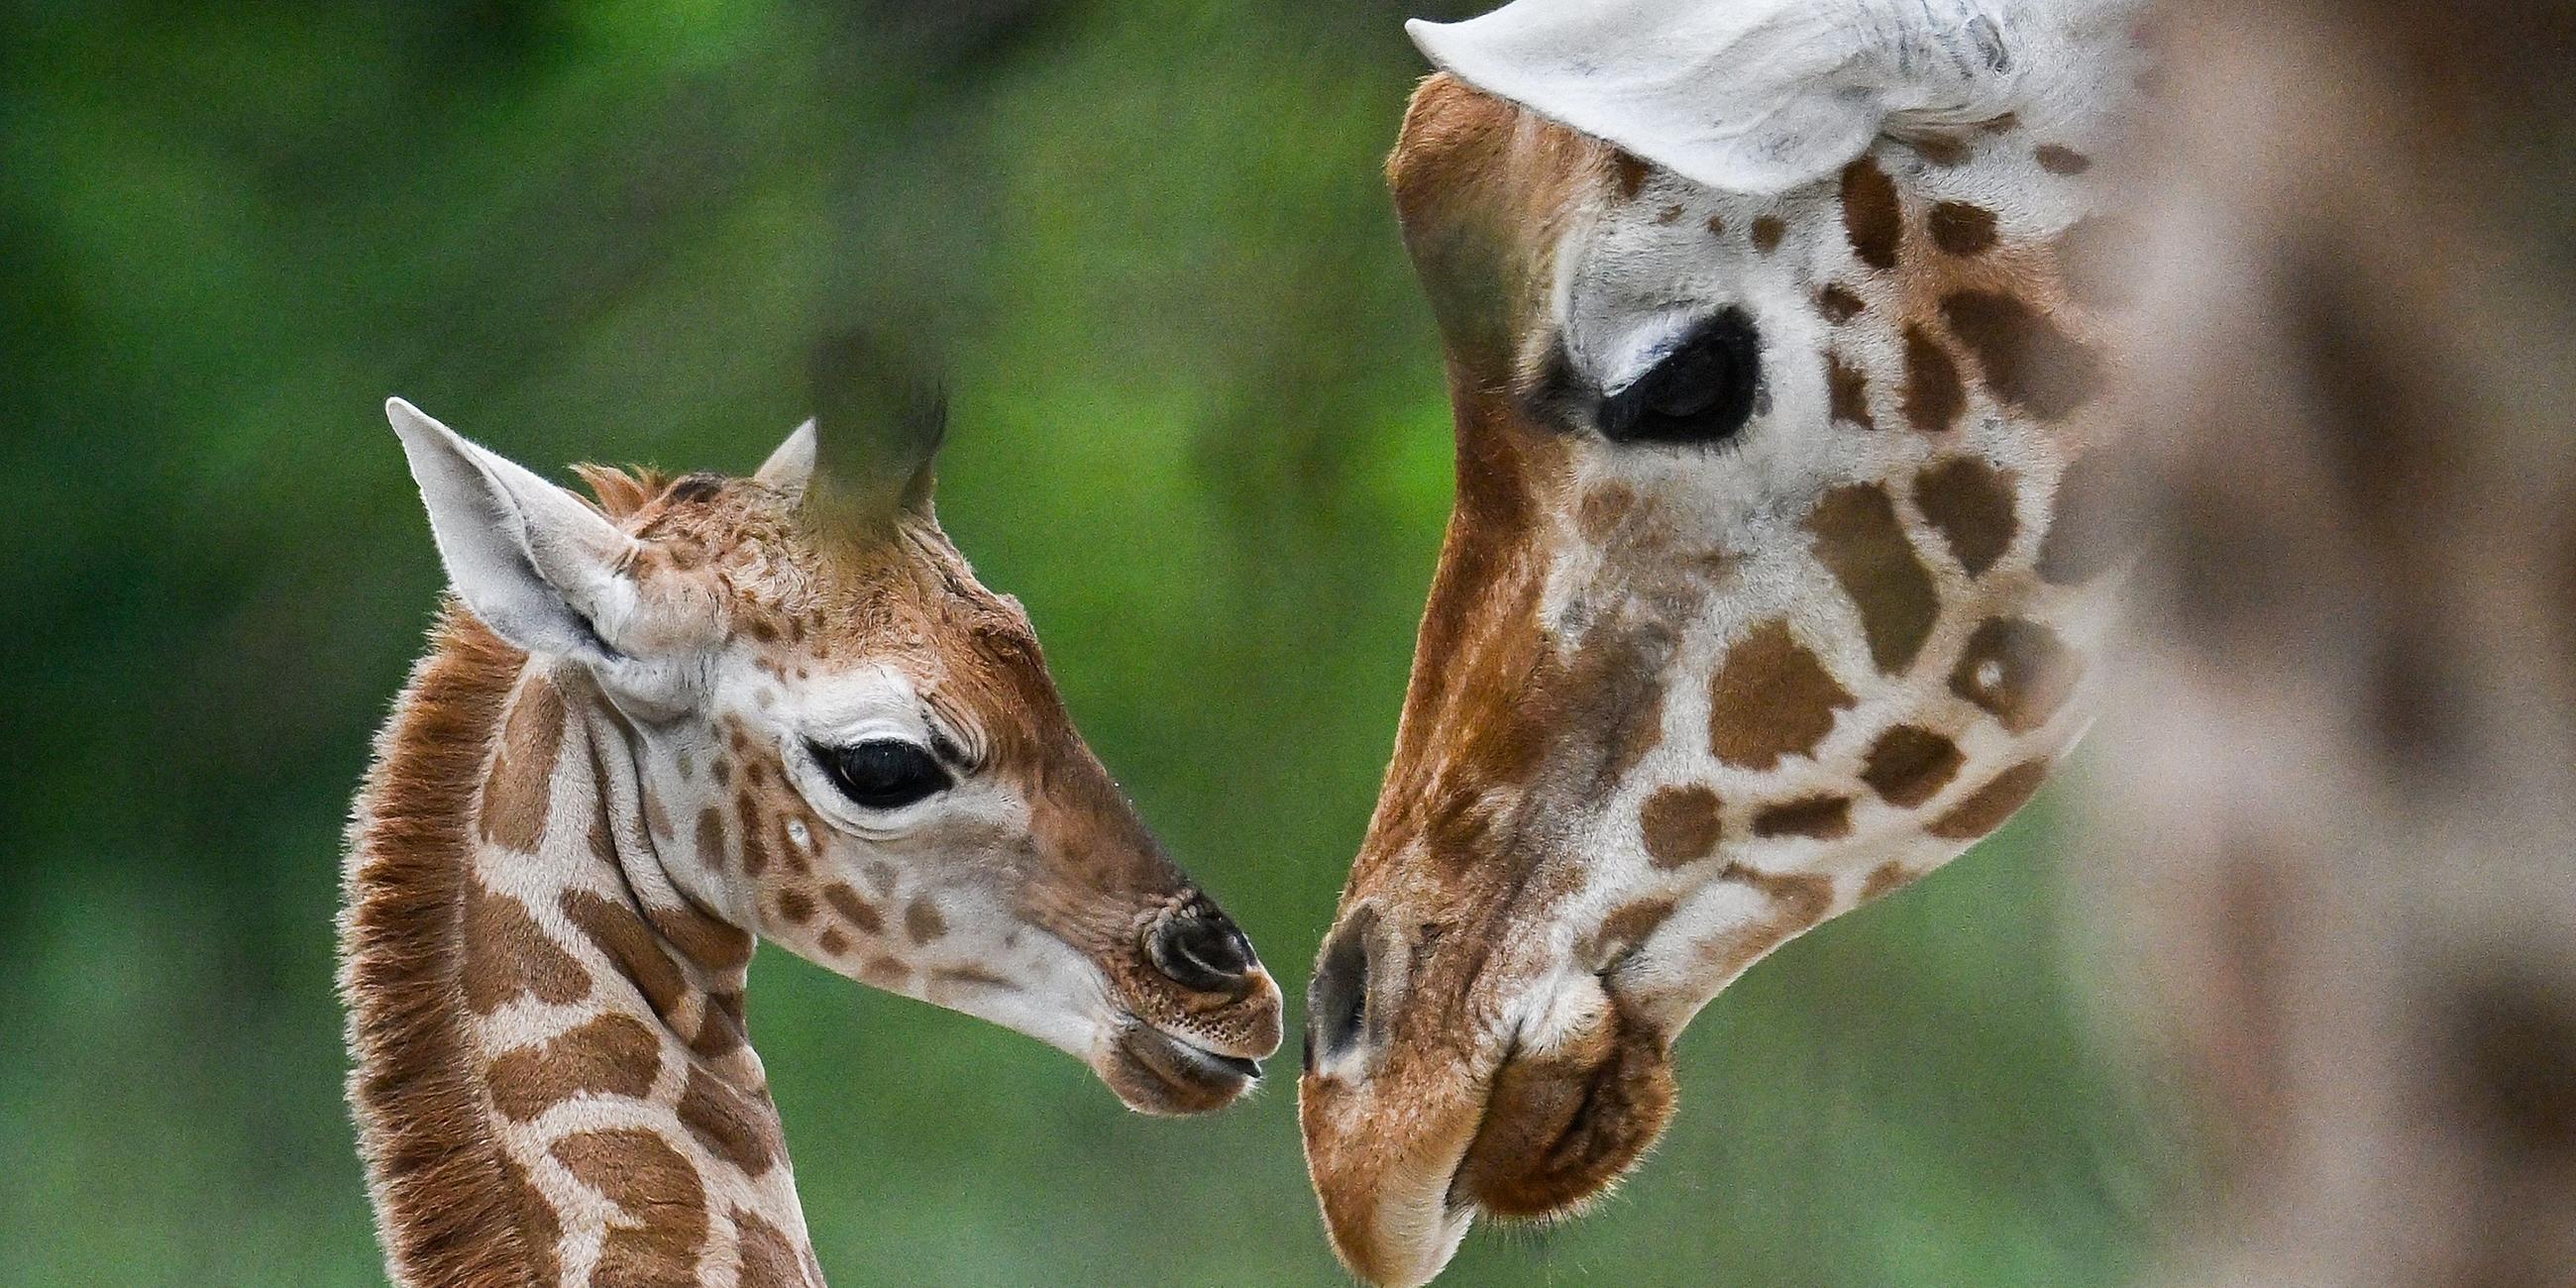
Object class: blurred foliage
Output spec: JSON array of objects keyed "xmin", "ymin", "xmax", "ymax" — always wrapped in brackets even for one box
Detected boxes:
[{"xmin": 0, "ymin": 1, "xmax": 2163, "ymax": 1283}]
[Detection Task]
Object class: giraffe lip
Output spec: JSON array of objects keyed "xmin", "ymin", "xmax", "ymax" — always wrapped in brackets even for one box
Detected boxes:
[
  {"xmin": 1100, "ymin": 1022, "xmax": 1262, "ymax": 1116},
  {"xmin": 1445, "ymin": 998, "xmax": 1678, "ymax": 1221}
]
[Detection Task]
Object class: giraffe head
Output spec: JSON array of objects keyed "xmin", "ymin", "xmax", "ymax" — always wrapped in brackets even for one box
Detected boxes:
[
  {"xmin": 388, "ymin": 369, "xmax": 1283, "ymax": 1117},
  {"xmin": 1297, "ymin": 1, "xmax": 2141, "ymax": 1280}
]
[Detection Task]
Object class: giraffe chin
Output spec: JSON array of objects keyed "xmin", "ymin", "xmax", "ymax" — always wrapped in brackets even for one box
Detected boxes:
[
  {"xmin": 1098, "ymin": 1021, "xmax": 1265, "ymax": 1117},
  {"xmin": 1449, "ymin": 995, "xmax": 1677, "ymax": 1222}
]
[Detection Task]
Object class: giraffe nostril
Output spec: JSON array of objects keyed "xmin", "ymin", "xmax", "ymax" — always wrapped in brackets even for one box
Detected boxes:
[
  {"xmin": 1304, "ymin": 905, "xmax": 1379, "ymax": 1074},
  {"xmin": 1149, "ymin": 896, "xmax": 1258, "ymax": 995}
]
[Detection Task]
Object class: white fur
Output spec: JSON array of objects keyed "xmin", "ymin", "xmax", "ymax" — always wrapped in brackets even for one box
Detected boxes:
[{"xmin": 1409, "ymin": 0, "xmax": 2135, "ymax": 194}]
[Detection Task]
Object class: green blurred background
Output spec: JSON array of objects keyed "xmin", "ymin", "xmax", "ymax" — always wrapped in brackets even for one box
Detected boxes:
[{"xmin": 0, "ymin": 2, "xmax": 2167, "ymax": 1283}]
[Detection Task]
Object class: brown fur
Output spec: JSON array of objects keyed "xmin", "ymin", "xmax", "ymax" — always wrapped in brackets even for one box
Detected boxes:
[
  {"xmin": 1900, "ymin": 325, "xmax": 1969, "ymax": 434},
  {"xmin": 339, "ymin": 605, "xmax": 551, "ymax": 1288},
  {"xmin": 1706, "ymin": 619, "xmax": 1855, "ymax": 770},
  {"xmin": 1860, "ymin": 725, "xmax": 1966, "ymax": 808},
  {"xmin": 1807, "ymin": 483, "xmax": 1942, "ymax": 674},
  {"xmin": 1928, "ymin": 759, "xmax": 2050, "ymax": 839},
  {"xmin": 1828, "ymin": 352, "xmax": 1878, "ymax": 430},
  {"xmin": 1639, "ymin": 784, "xmax": 1723, "ymax": 867},
  {"xmin": 1914, "ymin": 457, "xmax": 2019, "ymax": 577},
  {"xmin": 552, "ymin": 1127, "xmax": 709, "ymax": 1288},
  {"xmin": 1840, "ymin": 158, "xmax": 1904, "ymax": 269}
]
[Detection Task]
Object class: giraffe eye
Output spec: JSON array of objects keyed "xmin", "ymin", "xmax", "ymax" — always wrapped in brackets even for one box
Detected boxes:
[
  {"xmin": 1597, "ymin": 307, "xmax": 1761, "ymax": 446},
  {"xmin": 814, "ymin": 738, "xmax": 951, "ymax": 810}
]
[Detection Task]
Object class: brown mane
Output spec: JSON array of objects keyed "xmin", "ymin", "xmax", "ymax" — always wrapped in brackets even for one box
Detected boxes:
[{"xmin": 337, "ymin": 469, "xmax": 650, "ymax": 1286}]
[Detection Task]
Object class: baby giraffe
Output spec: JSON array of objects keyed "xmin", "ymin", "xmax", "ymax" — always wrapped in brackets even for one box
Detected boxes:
[{"xmin": 340, "ymin": 373, "xmax": 1282, "ymax": 1287}]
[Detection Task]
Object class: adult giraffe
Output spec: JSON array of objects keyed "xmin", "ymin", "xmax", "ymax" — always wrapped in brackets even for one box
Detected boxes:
[
  {"xmin": 1297, "ymin": 1, "xmax": 2144, "ymax": 1282},
  {"xmin": 342, "ymin": 370, "xmax": 1282, "ymax": 1286}
]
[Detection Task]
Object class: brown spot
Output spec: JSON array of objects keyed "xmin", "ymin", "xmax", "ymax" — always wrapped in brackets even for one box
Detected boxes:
[
  {"xmin": 2036, "ymin": 454, "xmax": 2128, "ymax": 585},
  {"xmin": 1941, "ymin": 290, "xmax": 2104, "ymax": 420},
  {"xmin": 1751, "ymin": 795, "xmax": 1854, "ymax": 840},
  {"xmin": 694, "ymin": 807, "xmax": 725, "ymax": 872},
  {"xmin": 733, "ymin": 1209, "xmax": 810, "ymax": 1288},
  {"xmin": 1704, "ymin": 213, "xmax": 1726, "ymax": 237},
  {"xmin": 2035, "ymin": 144, "xmax": 2092, "ymax": 174},
  {"xmin": 735, "ymin": 792, "xmax": 770, "ymax": 877},
  {"xmin": 1808, "ymin": 483, "xmax": 1942, "ymax": 674},
  {"xmin": 1639, "ymin": 784, "xmax": 1722, "ymax": 867},
  {"xmin": 711, "ymin": 758, "xmax": 732, "ymax": 788},
  {"xmin": 480, "ymin": 675, "xmax": 564, "ymax": 851},
  {"xmin": 1950, "ymin": 617, "xmax": 2083, "ymax": 733},
  {"xmin": 1611, "ymin": 150, "xmax": 1651, "ymax": 200},
  {"xmin": 1928, "ymin": 759, "xmax": 2051, "ymax": 839},
  {"xmin": 691, "ymin": 991, "xmax": 746, "ymax": 1059},
  {"xmin": 676, "ymin": 1069, "xmax": 780, "ymax": 1175},
  {"xmin": 860, "ymin": 955, "xmax": 912, "ymax": 989},
  {"xmin": 1860, "ymin": 726, "xmax": 1965, "ymax": 808},
  {"xmin": 904, "ymin": 900, "xmax": 948, "ymax": 944},
  {"xmin": 822, "ymin": 883, "xmax": 884, "ymax": 935},
  {"xmin": 486, "ymin": 1013, "xmax": 660, "ymax": 1122},
  {"xmin": 775, "ymin": 888, "xmax": 814, "ymax": 924},
  {"xmin": 1707, "ymin": 620, "xmax": 1855, "ymax": 770},
  {"xmin": 562, "ymin": 889, "xmax": 690, "ymax": 1021},
  {"xmin": 1818, "ymin": 284, "xmax": 1867, "ymax": 323},
  {"xmin": 1927, "ymin": 201, "xmax": 1998, "ymax": 255},
  {"xmin": 1750, "ymin": 215, "xmax": 1785, "ymax": 253},
  {"xmin": 460, "ymin": 879, "xmax": 590, "ymax": 1015},
  {"xmin": 1860, "ymin": 861, "xmax": 1917, "ymax": 903},
  {"xmin": 550, "ymin": 1127, "xmax": 707, "ymax": 1288},
  {"xmin": 1656, "ymin": 203, "xmax": 1685, "ymax": 224},
  {"xmin": 1827, "ymin": 353, "xmax": 1875, "ymax": 430},
  {"xmin": 817, "ymin": 928, "xmax": 850, "ymax": 956},
  {"xmin": 1840, "ymin": 158, "xmax": 1901, "ymax": 270},
  {"xmin": 1980, "ymin": 112, "xmax": 2021, "ymax": 134},
  {"xmin": 1583, "ymin": 899, "xmax": 1678, "ymax": 964},
  {"xmin": 1914, "ymin": 458, "xmax": 2019, "ymax": 576},
  {"xmin": 1900, "ymin": 326, "xmax": 1966, "ymax": 434},
  {"xmin": 639, "ymin": 896, "xmax": 753, "ymax": 975}
]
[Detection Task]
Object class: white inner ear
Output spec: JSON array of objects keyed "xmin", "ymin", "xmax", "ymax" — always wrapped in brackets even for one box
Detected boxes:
[
  {"xmin": 1409, "ymin": 0, "xmax": 2029, "ymax": 194},
  {"xmin": 387, "ymin": 397, "xmax": 642, "ymax": 660}
]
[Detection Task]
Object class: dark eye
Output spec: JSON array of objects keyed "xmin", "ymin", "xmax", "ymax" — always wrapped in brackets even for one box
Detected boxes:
[
  {"xmin": 1596, "ymin": 307, "xmax": 1761, "ymax": 446},
  {"xmin": 814, "ymin": 738, "xmax": 951, "ymax": 810}
]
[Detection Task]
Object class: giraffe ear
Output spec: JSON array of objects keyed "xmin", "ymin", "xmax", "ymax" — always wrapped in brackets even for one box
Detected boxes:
[
  {"xmin": 1407, "ymin": 0, "xmax": 2034, "ymax": 194},
  {"xmin": 387, "ymin": 397, "xmax": 646, "ymax": 662}
]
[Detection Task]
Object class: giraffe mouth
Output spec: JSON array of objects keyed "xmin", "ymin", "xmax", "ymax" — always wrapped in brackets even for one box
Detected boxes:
[
  {"xmin": 1099, "ymin": 1020, "xmax": 1264, "ymax": 1117},
  {"xmin": 1447, "ymin": 994, "xmax": 1677, "ymax": 1221}
]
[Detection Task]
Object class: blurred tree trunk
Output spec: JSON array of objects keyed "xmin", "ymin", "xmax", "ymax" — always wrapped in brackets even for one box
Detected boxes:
[{"xmin": 2086, "ymin": 3, "xmax": 2576, "ymax": 1285}]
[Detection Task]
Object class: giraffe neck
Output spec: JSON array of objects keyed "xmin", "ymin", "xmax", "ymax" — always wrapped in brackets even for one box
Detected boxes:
[{"xmin": 344, "ymin": 607, "xmax": 823, "ymax": 1288}]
